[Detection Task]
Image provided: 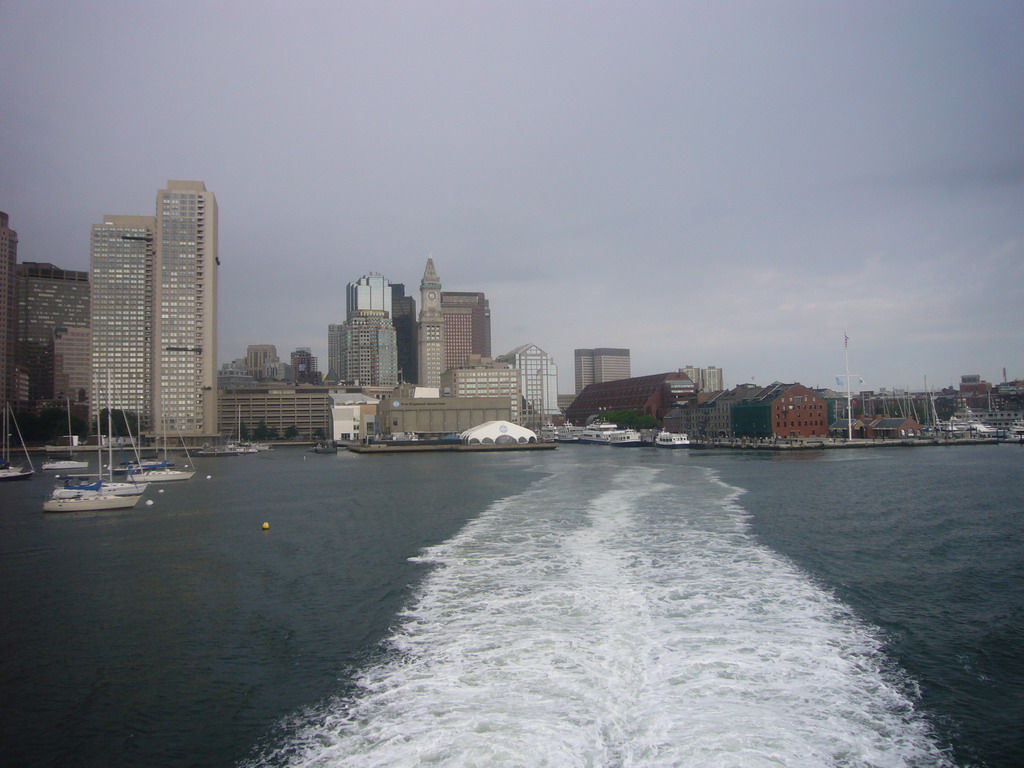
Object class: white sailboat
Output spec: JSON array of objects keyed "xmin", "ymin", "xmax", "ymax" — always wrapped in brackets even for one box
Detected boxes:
[
  {"xmin": 1, "ymin": 404, "xmax": 35, "ymax": 482},
  {"xmin": 41, "ymin": 396, "xmax": 89, "ymax": 470},
  {"xmin": 44, "ymin": 398, "xmax": 141, "ymax": 512},
  {"xmin": 128, "ymin": 424, "xmax": 195, "ymax": 483}
]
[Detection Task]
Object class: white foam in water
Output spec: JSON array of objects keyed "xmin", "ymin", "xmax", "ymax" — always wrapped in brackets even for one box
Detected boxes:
[{"xmin": 250, "ymin": 455, "xmax": 953, "ymax": 767}]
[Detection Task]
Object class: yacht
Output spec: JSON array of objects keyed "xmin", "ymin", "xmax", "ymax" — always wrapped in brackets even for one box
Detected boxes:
[
  {"xmin": 608, "ymin": 428, "xmax": 643, "ymax": 447},
  {"xmin": 578, "ymin": 423, "xmax": 620, "ymax": 445},
  {"xmin": 554, "ymin": 425, "xmax": 585, "ymax": 442},
  {"xmin": 655, "ymin": 430, "xmax": 691, "ymax": 448}
]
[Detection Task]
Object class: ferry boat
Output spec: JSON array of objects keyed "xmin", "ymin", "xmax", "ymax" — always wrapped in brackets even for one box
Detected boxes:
[
  {"xmin": 578, "ymin": 423, "xmax": 620, "ymax": 445},
  {"xmin": 654, "ymin": 430, "xmax": 691, "ymax": 448},
  {"xmin": 608, "ymin": 428, "xmax": 643, "ymax": 447},
  {"xmin": 555, "ymin": 425, "xmax": 585, "ymax": 442}
]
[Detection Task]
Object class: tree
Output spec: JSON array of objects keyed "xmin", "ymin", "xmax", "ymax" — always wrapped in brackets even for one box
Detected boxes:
[
  {"xmin": 97, "ymin": 409, "xmax": 141, "ymax": 439},
  {"xmin": 599, "ymin": 409, "xmax": 661, "ymax": 430},
  {"xmin": 284, "ymin": 425, "xmax": 298, "ymax": 439}
]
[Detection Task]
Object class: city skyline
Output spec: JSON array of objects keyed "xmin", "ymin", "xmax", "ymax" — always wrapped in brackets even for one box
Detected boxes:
[{"xmin": 2, "ymin": 2, "xmax": 1022, "ymax": 393}]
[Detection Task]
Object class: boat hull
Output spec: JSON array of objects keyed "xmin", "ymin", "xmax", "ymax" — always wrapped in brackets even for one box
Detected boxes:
[{"xmin": 43, "ymin": 494, "xmax": 142, "ymax": 513}]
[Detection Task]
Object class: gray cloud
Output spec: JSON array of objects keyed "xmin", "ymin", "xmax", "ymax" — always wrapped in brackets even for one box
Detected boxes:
[{"xmin": 2, "ymin": 0, "xmax": 1022, "ymax": 392}]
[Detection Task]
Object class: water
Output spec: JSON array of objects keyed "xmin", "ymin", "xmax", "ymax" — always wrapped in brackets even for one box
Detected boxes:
[{"xmin": 1, "ymin": 444, "xmax": 1021, "ymax": 766}]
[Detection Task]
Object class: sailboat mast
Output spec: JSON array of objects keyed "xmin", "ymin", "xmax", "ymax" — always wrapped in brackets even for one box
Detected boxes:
[{"xmin": 845, "ymin": 333, "xmax": 853, "ymax": 441}]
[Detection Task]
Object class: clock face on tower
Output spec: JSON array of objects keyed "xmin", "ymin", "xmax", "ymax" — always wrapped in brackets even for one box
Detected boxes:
[{"xmin": 428, "ymin": 292, "xmax": 436, "ymax": 300}]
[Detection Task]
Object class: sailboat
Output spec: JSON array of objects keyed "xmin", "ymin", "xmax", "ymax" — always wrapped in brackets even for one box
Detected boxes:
[
  {"xmin": 1, "ymin": 404, "xmax": 35, "ymax": 482},
  {"xmin": 43, "ymin": 396, "xmax": 143, "ymax": 512},
  {"xmin": 41, "ymin": 396, "xmax": 89, "ymax": 470},
  {"xmin": 127, "ymin": 423, "xmax": 196, "ymax": 483}
]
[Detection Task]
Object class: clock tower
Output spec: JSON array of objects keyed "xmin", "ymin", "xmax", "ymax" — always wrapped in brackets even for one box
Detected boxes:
[{"xmin": 417, "ymin": 257, "xmax": 444, "ymax": 387}]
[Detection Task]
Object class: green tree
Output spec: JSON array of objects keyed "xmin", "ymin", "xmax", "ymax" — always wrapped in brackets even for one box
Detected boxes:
[
  {"xmin": 284, "ymin": 425, "xmax": 298, "ymax": 439},
  {"xmin": 598, "ymin": 409, "xmax": 661, "ymax": 430}
]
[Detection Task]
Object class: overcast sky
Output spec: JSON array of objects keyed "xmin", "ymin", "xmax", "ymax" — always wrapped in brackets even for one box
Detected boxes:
[{"xmin": 3, "ymin": 1, "xmax": 1022, "ymax": 393}]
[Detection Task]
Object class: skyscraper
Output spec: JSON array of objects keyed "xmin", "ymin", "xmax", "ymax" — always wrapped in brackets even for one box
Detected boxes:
[
  {"xmin": 574, "ymin": 348, "xmax": 630, "ymax": 394},
  {"xmin": 0, "ymin": 212, "xmax": 17, "ymax": 404},
  {"xmin": 335, "ymin": 310, "xmax": 398, "ymax": 388},
  {"xmin": 245, "ymin": 344, "xmax": 279, "ymax": 380},
  {"xmin": 441, "ymin": 291, "xmax": 490, "ymax": 371},
  {"xmin": 390, "ymin": 283, "xmax": 417, "ymax": 383},
  {"xmin": 15, "ymin": 262, "xmax": 90, "ymax": 403},
  {"xmin": 417, "ymin": 258, "xmax": 444, "ymax": 388},
  {"xmin": 90, "ymin": 214, "xmax": 156, "ymax": 426},
  {"xmin": 497, "ymin": 344, "xmax": 559, "ymax": 430},
  {"xmin": 291, "ymin": 347, "xmax": 320, "ymax": 384},
  {"xmin": 90, "ymin": 181, "xmax": 218, "ymax": 436},
  {"xmin": 331, "ymin": 273, "xmax": 399, "ymax": 388},
  {"xmin": 152, "ymin": 181, "xmax": 218, "ymax": 436}
]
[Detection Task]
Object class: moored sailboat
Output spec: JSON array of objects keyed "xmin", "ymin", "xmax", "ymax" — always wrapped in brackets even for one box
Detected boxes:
[{"xmin": 1, "ymin": 404, "xmax": 35, "ymax": 481}]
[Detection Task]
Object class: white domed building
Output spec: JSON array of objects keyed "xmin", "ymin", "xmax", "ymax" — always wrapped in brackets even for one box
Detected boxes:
[{"xmin": 460, "ymin": 420, "xmax": 538, "ymax": 445}]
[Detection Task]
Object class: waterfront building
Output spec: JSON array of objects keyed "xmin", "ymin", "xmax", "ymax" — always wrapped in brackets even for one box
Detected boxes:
[
  {"xmin": 152, "ymin": 181, "xmax": 219, "ymax": 438},
  {"xmin": 53, "ymin": 326, "xmax": 92, "ymax": 402},
  {"xmin": 416, "ymin": 258, "xmax": 444, "ymax": 388},
  {"xmin": 441, "ymin": 291, "xmax": 490, "ymax": 371},
  {"xmin": 495, "ymin": 344, "xmax": 559, "ymax": 430},
  {"xmin": 663, "ymin": 384, "xmax": 757, "ymax": 439},
  {"xmin": 1, "ymin": 212, "xmax": 19, "ymax": 404},
  {"xmin": 15, "ymin": 262, "xmax": 90, "ymax": 403},
  {"xmin": 90, "ymin": 213, "xmax": 156, "ymax": 427},
  {"xmin": 218, "ymin": 384, "xmax": 334, "ymax": 440},
  {"xmin": 291, "ymin": 348, "xmax": 320, "ymax": 385},
  {"xmin": 731, "ymin": 382, "xmax": 831, "ymax": 439},
  {"xmin": 378, "ymin": 384, "xmax": 511, "ymax": 438},
  {"xmin": 565, "ymin": 370, "xmax": 696, "ymax": 425},
  {"xmin": 330, "ymin": 392, "xmax": 378, "ymax": 442},
  {"xmin": 574, "ymin": 348, "xmax": 630, "ymax": 394},
  {"xmin": 440, "ymin": 357, "xmax": 521, "ymax": 424}
]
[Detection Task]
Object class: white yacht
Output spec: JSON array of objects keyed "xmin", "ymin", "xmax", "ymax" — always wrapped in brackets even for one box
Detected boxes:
[
  {"xmin": 608, "ymin": 428, "xmax": 643, "ymax": 447},
  {"xmin": 655, "ymin": 431, "xmax": 691, "ymax": 448},
  {"xmin": 578, "ymin": 423, "xmax": 620, "ymax": 445},
  {"xmin": 554, "ymin": 425, "xmax": 585, "ymax": 442}
]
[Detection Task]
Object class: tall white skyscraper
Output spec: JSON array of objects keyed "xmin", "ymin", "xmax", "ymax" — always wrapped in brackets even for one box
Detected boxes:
[
  {"xmin": 90, "ymin": 214, "xmax": 156, "ymax": 425},
  {"xmin": 152, "ymin": 181, "xmax": 218, "ymax": 436},
  {"xmin": 91, "ymin": 182, "xmax": 218, "ymax": 436}
]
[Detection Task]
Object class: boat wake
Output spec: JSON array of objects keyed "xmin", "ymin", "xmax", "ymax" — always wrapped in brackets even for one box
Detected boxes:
[{"xmin": 245, "ymin": 456, "xmax": 952, "ymax": 767}]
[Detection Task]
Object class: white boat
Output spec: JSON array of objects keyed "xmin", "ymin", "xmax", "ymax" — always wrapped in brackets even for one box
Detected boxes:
[
  {"xmin": 578, "ymin": 423, "xmax": 620, "ymax": 445},
  {"xmin": 41, "ymin": 397, "xmax": 89, "ymax": 470},
  {"xmin": 554, "ymin": 425, "xmax": 585, "ymax": 442},
  {"xmin": 1, "ymin": 404, "xmax": 34, "ymax": 482},
  {"xmin": 44, "ymin": 385, "xmax": 151, "ymax": 511},
  {"xmin": 608, "ymin": 428, "xmax": 643, "ymax": 446},
  {"xmin": 655, "ymin": 430, "xmax": 691, "ymax": 448},
  {"xmin": 52, "ymin": 477, "xmax": 148, "ymax": 498},
  {"xmin": 44, "ymin": 492, "xmax": 141, "ymax": 513},
  {"xmin": 941, "ymin": 409, "xmax": 998, "ymax": 436},
  {"xmin": 128, "ymin": 465, "xmax": 196, "ymax": 483}
]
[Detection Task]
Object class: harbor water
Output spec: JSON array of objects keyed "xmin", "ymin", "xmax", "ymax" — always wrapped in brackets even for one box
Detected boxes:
[{"xmin": 1, "ymin": 443, "xmax": 1021, "ymax": 767}]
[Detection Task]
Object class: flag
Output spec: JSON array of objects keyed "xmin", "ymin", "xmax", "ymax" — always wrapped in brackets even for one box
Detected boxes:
[
  {"xmin": 844, "ymin": 333, "xmax": 849, "ymax": 349},
  {"xmin": 836, "ymin": 376, "xmax": 844, "ymax": 387}
]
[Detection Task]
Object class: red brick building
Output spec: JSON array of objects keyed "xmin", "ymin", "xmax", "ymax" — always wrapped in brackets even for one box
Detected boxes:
[{"xmin": 564, "ymin": 370, "xmax": 696, "ymax": 425}]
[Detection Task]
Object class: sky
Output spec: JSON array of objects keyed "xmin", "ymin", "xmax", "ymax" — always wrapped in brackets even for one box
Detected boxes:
[{"xmin": 3, "ymin": 0, "xmax": 1022, "ymax": 394}]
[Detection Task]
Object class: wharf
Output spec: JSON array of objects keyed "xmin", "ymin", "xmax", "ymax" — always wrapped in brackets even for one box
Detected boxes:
[
  {"xmin": 348, "ymin": 441, "xmax": 557, "ymax": 454},
  {"xmin": 690, "ymin": 437, "xmax": 1004, "ymax": 451}
]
